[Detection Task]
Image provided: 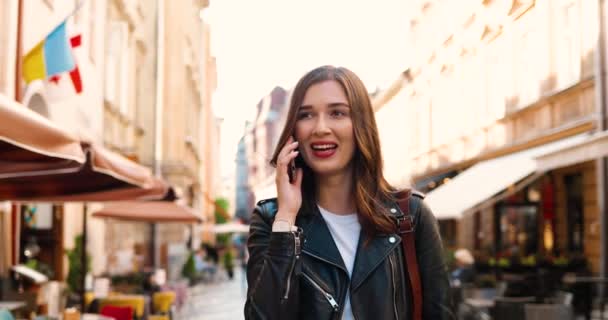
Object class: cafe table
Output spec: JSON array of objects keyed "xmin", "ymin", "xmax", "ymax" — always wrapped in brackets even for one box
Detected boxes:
[{"xmin": 0, "ymin": 301, "xmax": 25, "ymax": 311}]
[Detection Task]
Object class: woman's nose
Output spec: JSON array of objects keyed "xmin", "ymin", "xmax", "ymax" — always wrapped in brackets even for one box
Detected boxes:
[{"xmin": 312, "ymin": 115, "xmax": 331, "ymax": 136}]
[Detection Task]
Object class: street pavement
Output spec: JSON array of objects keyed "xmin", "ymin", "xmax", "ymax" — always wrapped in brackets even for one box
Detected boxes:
[
  {"xmin": 177, "ymin": 268, "xmax": 247, "ymax": 320},
  {"xmin": 173, "ymin": 269, "xmax": 608, "ymax": 320}
]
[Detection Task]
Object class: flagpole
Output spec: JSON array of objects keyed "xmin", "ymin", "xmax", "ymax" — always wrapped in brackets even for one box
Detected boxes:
[
  {"xmin": 15, "ymin": 0, "xmax": 23, "ymax": 102},
  {"xmin": 12, "ymin": 0, "xmax": 24, "ymax": 273}
]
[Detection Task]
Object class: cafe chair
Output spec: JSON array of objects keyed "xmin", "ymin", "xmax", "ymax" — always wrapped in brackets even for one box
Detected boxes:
[
  {"xmin": 524, "ymin": 303, "xmax": 574, "ymax": 320},
  {"xmin": 491, "ymin": 296, "xmax": 536, "ymax": 320},
  {"xmin": 100, "ymin": 305, "xmax": 133, "ymax": 320},
  {"xmin": 152, "ymin": 291, "xmax": 175, "ymax": 313}
]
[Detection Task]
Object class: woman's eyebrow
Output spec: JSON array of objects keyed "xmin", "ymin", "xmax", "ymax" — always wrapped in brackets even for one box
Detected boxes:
[
  {"xmin": 299, "ymin": 102, "xmax": 350, "ymax": 109},
  {"xmin": 328, "ymin": 102, "xmax": 350, "ymax": 108}
]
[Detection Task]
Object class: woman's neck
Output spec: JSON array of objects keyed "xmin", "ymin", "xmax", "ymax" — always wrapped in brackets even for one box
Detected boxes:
[{"xmin": 316, "ymin": 171, "xmax": 356, "ymax": 215}]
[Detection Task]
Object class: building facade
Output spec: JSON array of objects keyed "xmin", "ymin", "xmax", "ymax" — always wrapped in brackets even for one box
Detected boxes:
[
  {"xmin": 244, "ymin": 86, "xmax": 290, "ymax": 202},
  {"xmin": 235, "ymin": 135, "xmax": 254, "ymax": 222},
  {"xmin": 0, "ymin": 0, "xmax": 109, "ymax": 279},
  {"xmin": 375, "ymin": 0, "xmax": 605, "ymax": 273},
  {"xmin": 0, "ymin": 0, "xmax": 218, "ymax": 282}
]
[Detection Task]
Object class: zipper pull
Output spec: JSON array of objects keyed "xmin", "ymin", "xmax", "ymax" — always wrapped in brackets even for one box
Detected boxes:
[{"xmin": 326, "ymin": 293, "xmax": 339, "ymax": 311}]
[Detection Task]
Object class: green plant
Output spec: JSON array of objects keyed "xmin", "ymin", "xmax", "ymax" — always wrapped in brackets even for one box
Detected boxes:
[
  {"xmin": 24, "ymin": 258, "xmax": 54, "ymax": 278},
  {"xmin": 475, "ymin": 274, "xmax": 497, "ymax": 288},
  {"xmin": 443, "ymin": 249, "xmax": 455, "ymax": 270},
  {"xmin": 497, "ymin": 257, "xmax": 511, "ymax": 268},
  {"xmin": 223, "ymin": 250, "xmax": 234, "ymax": 270},
  {"xmin": 181, "ymin": 252, "xmax": 197, "ymax": 283},
  {"xmin": 223, "ymin": 249, "xmax": 235, "ymax": 279},
  {"xmin": 214, "ymin": 198, "xmax": 230, "ymax": 224},
  {"xmin": 65, "ymin": 234, "xmax": 91, "ymax": 294},
  {"xmin": 520, "ymin": 255, "xmax": 537, "ymax": 266}
]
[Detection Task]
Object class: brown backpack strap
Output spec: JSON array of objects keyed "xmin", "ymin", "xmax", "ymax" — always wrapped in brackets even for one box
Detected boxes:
[{"xmin": 396, "ymin": 190, "xmax": 422, "ymax": 320}]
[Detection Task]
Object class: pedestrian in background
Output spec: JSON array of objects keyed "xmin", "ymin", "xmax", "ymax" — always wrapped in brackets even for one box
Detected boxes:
[
  {"xmin": 244, "ymin": 65, "xmax": 453, "ymax": 319},
  {"xmin": 451, "ymin": 248, "xmax": 476, "ymax": 287}
]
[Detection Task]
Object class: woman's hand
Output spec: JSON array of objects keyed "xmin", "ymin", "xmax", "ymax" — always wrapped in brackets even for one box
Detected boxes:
[{"xmin": 275, "ymin": 136, "xmax": 303, "ymax": 225}]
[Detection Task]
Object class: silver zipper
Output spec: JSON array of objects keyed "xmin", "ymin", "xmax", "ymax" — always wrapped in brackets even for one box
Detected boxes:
[
  {"xmin": 283, "ymin": 233, "xmax": 301, "ymax": 299},
  {"xmin": 388, "ymin": 254, "xmax": 399, "ymax": 320},
  {"xmin": 302, "ymin": 273, "xmax": 340, "ymax": 311}
]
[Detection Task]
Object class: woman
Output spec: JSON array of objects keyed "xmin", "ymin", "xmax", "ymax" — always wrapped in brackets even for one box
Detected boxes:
[{"xmin": 245, "ymin": 66, "xmax": 453, "ymax": 319}]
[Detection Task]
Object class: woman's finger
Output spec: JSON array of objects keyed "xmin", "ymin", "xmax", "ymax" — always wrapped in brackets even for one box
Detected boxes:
[
  {"xmin": 277, "ymin": 140, "xmax": 299, "ymax": 168},
  {"xmin": 276, "ymin": 136, "xmax": 293, "ymax": 160},
  {"xmin": 276, "ymin": 150, "xmax": 300, "ymax": 181}
]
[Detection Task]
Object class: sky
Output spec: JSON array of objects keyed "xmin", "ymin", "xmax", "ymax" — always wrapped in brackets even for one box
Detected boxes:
[{"xmin": 207, "ymin": 0, "xmax": 411, "ymax": 178}]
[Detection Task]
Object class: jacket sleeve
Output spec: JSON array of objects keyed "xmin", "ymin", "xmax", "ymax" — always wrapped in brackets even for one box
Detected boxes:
[
  {"xmin": 244, "ymin": 205, "xmax": 302, "ymax": 320},
  {"xmin": 413, "ymin": 198, "xmax": 455, "ymax": 320}
]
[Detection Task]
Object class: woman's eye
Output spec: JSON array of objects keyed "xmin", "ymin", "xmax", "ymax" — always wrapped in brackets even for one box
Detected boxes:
[
  {"xmin": 331, "ymin": 110, "xmax": 347, "ymax": 117},
  {"xmin": 297, "ymin": 112, "xmax": 313, "ymax": 120}
]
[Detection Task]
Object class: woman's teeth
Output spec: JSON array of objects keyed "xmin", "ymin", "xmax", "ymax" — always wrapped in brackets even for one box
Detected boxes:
[{"xmin": 312, "ymin": 144, "xmax": 336, "ymax": 150}]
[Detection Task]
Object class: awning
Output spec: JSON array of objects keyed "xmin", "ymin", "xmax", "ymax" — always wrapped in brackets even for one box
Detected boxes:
[
  {"xmin": 0, "ymin": 97, "xmax": 172, "ymax": 202},
  {"xmin": 425, "ymin": 134, "xmax": 590, "ymax": 219},
  {"xmin": 92, "ymin": 201, "xmax": 201, "ymax": 223},
  {"xmin": 536, "ymin": 130, "xmax": 608, "ymax": 171},
  {"xmin": 204, "ymin": 222, "xmax": 250, "ymax": 234},
  {"xmin": 0, "ymin": 95, "xmax": 86, "ymax": 178},
  {"xmin": 0, "ymin": 144, "xmax": 173, "ymax": 202}
]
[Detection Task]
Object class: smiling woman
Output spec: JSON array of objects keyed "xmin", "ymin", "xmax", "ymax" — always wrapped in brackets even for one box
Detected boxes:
[
  {"xmin": 294, "ymin": 80, "xmax": 355, "ymax": 178},
  {"xmin": 244, "ymin": 65, "xmax": 454, "ymax": 320}
]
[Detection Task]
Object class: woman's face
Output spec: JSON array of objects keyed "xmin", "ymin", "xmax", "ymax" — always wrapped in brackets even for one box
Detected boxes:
[{"xmin": 295, "ymin": 80, "xmax": 355, "ymax": 178}]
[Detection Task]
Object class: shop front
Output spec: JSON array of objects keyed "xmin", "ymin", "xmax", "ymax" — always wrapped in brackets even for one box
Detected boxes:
[
  {"xmin": 425, "ymin": 131, "xmax": 608, "ymax": 277},
  {"xmin": 0, "ymin": 97, "xmax": 175, "ymax": 316}
]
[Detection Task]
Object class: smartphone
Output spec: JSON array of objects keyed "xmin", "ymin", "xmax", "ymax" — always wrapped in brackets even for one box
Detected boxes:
[
  {"xmin": 288, "ymin": 158, "xmax": 297, "ymax": 184},
  {"xmin": 288, "ymin": 137, "xmax": 300, "ymax": 184}
]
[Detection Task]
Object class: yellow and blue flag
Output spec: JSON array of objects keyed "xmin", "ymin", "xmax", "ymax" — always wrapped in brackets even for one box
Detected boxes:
[{"xmin": 23, "ymin": 22, "xmax": 75, "ymax": 84}]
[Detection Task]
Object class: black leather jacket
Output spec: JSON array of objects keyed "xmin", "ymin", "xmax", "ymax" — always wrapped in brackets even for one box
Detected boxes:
[{"xmin": 244, "ymin": 193, "xmax": 454, "ymax": 320}]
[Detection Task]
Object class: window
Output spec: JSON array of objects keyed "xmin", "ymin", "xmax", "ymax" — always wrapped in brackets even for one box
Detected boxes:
[
  {"xmin": 555, "ymin": 0, "xmax": 581, "ymax": 89},
  {"xmin": 497, "ymin": 204, "xmax": 539, "ymax": 258},
  {"xmin": 104, "ymin": 21, "xmax": 129, "ymax": 115},
  {"xmin": 514, "ymin": 28, "xmax": 539, "ymax": 107},
  {"xmin": 484, "ymin": 36, "xmax": 509, "ymax": 123},
  {"xmin": 564, "ymin": 173, "xmax": 584, "ymax": 252}
]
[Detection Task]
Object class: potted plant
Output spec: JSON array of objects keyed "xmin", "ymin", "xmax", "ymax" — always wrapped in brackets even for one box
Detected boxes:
[
  {"xmin": 65, "ymin": 234, "xmax": 90, "ymax": 307},
  {"xmin": 181, "ymin": 251, "xmax": 198, "ymax": 285},
  {"xmin": 223, "ymin": 249, "xmax": 235, "ymax": 280}
]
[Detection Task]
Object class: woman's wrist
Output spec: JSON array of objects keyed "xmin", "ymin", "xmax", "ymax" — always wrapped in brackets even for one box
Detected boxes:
[{"xmin": 274, "ymin": 211, "xmax": 296, "ymax": 226}]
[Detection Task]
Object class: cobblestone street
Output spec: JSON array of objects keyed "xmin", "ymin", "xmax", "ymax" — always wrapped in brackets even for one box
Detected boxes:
[{"xmin": 177, "ymin": 268, "xmax": 247, "ymax": 320}]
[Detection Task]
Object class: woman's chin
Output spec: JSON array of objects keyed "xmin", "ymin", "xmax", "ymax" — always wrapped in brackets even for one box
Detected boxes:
[{"xmin": 310, "ymin": 164, "xmax": 351, "ymax": 177}]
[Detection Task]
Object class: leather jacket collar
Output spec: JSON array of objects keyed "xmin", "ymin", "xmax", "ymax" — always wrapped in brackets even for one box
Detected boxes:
[{"xmin": 297, "ymin": 202, "xmax": 404, "ymax": 290}]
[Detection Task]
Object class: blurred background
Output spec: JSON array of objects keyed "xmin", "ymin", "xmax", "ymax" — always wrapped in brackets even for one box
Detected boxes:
[{"xmin": 0, "ymin": 0, "xmax": 607, "ymax": 319}]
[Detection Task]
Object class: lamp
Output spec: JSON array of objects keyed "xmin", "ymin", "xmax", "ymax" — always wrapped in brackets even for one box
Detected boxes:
[{"xmin": 23, "ymin": 237, "xmax": 40, "ymax": 259}]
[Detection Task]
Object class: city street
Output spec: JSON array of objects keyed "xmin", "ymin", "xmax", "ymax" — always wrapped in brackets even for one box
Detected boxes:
[{"xmin": 178, "ymin": 268, "xmax": 247, "ymax": 320}]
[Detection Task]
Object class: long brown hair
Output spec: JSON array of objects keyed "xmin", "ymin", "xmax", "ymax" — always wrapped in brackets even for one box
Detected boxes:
[{"xmin": 270, "ymin": 65, "xmax": 397, "ymax": 237}]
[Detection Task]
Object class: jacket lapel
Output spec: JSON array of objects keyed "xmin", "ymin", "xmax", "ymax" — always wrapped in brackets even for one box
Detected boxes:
[
  {"xmin": 350, "ymin": 199, "xmax": 406, "ymax": 291},
  {"xmin": 350, "ymin": 230, "xmax": 401, "ymax": 291},
  {"xmin": 299, "ymin": 210, "xmax": 348, "ymax": 273}
]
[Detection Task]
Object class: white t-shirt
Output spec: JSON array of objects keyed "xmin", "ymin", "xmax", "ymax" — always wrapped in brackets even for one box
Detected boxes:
[{"xmin": 318, "ymin": 205, "xmax": 361, "ymax": 320}]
